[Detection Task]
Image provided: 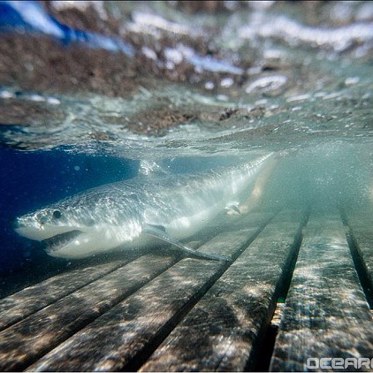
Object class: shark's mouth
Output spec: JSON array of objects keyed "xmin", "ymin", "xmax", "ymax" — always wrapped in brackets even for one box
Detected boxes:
[{"xmin": 42, "ymin": 230, "xmax": 82, "ymax": 253}]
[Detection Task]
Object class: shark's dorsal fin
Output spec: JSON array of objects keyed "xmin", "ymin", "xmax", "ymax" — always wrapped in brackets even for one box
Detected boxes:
[{"xmin": 143, "ymin": 224, "xmax": 230, "ymax": 262}]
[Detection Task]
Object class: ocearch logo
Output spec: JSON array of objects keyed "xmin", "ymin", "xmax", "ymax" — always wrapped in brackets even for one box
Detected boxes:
[{"xmin": 306, "ymin": 357, "xmax": 373, "ymax": 370}]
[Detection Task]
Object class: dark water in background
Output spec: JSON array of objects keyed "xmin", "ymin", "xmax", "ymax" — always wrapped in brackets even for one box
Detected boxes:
[
  {"xmin": 0, "ymin": 147, "xmax": 138, "ymax": 274},
  {"xmin": 0, "ymin": 1, "xmax": 372, "ymax": 280}
]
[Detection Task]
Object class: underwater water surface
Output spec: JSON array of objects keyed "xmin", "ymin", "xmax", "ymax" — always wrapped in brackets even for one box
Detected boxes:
[{"xmin": 0, "ymin": 1, "xmax": 372, "ymax": 290}]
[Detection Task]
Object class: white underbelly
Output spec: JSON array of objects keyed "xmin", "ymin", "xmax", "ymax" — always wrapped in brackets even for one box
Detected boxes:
[{"xmin": 166, "ymin": 204, "xmax": 221, "ymax": 239}]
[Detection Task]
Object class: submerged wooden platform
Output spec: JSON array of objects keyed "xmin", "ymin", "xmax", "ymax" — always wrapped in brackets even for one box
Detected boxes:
[{"xmin": 0, "ymin": 209, "xmax": 372, "ymax": 371}]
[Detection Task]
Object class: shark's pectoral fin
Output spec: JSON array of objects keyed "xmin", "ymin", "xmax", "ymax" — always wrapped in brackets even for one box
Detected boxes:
[{"xmin": 143, "ymin": 224, "xmax": 230, "ymax": 262}]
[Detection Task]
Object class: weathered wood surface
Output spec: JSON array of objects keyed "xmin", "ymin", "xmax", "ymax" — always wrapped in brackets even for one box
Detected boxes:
[
  {"xmin": 140, "ymin": 210, "xmax": 306, "ymax": 372},
  {"xmin": 343, "ymin": 209, "xmax": 373, "ymax": 302},
  {"xmin": 270, "ymin": 215, "xmax": 373, "ymax": 372},
  {"xmin": 0, "ymin": 259, "xmax": 128, "ymax": 331},
  {"xmin": 28, "ymin": 222, "xmax": 270, "ymax": 371},
  {"xmin": 3, "ymin": 210, "xmax": 370, "ymax": 372},
  {"xmin": 1, "ymin": 212, "xmax": 272, "ymax": 371},
  {"xmin": 0, "ymin": 254, "xmax": 177, "ymax": 371}
]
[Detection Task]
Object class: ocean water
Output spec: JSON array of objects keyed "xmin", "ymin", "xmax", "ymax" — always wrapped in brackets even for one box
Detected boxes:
[{"xmin": 0, "ymin": 1, "xmax": 372, "ymax": 289}]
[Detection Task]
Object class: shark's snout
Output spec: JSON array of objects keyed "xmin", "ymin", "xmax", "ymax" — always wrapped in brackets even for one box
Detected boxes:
[
  {"xmin": 14, "ymin": 209, "xmax": 123, "ymax": 259},
  {"xmin": 14, "ymin": 212, "xmax": 73, "ymax": 242},
  {"xmin": 14, "ymin": 216, "xmax": 45, "ymax": 241}
]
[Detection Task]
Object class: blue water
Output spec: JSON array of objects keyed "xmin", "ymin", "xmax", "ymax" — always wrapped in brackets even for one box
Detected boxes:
[
  {"xmin": 0, "ymin": 147, "xmax": 138, "ymax": 274},
  {"xmin": 0, "ymin": 1, "xmax": 134, "ymax": 55}
]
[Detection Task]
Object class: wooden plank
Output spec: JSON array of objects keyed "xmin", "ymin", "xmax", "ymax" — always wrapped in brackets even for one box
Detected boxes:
[
  {"xmin": 343, "ymin": 209, "xmax": 373, "ymax": 299},
  {"xmin": 0, "ymin": 253, "xmax": 177, "ymax": 371},
  {"xmin": 140, "ymin": 210, "xmax": 305, "ymax": 372},
  {"xmin": 270, "ymin": 215, "xmax": 373, "ymax": 372},
  {"xmin": 1, "ymin": 209, "xmax": 255, "ymax": 330},
  {"xmin": 1, "ymin": 212, "xmax": 272, "ymax": 371},
  {"xmin": 0, "ymin": 259, "xmax": 128, "ymax": 331},
  {"xmin": 28, "ymin": 222, "xmax": 269, "ymax": 372}
]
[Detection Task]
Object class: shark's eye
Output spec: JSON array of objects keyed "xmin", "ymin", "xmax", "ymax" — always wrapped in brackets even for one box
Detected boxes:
[{"xmin": 53, "ymin": 210, "xmax": 62, "ymax": 219}]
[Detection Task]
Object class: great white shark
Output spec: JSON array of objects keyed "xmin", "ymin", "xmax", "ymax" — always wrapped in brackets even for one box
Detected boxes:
[{"xmin": 15, "ymin": 153, "xmax": 275, "ymax": 261}]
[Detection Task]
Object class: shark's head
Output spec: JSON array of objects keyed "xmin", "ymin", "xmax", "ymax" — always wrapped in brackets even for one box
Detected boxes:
[{"xmin": 15, "ymin": 189, "xmax": 142, "ymax": 259}]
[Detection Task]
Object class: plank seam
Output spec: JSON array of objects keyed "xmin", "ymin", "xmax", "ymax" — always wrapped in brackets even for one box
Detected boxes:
[
  {"xmin": 2, "ymin": 241, "xmax": 205, "ymax": 333},
  {"xmin": 121, "ymin": 214, "xmax": 277, "ymax": 371},
  {"xmin": 16, "ymin": 258, "xmax": 182, "ymax": 372},
  {"xmin": 246, "ymin": 209, "xmax": 310, "ymax": 371},
  {"xmin": 19, "ymin": 224, "xmax": 262, "ymax": 371},
  {"xmin": 16, "ymin": 215, "xmax": 273, "ymax": 371},
  {"xmin": 340, "ymin": 208, "xmax": 373, "ymax": 309},
  {"xmin": 0, "ymin": 262, "xmax": 130, "ymax": 332}
]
